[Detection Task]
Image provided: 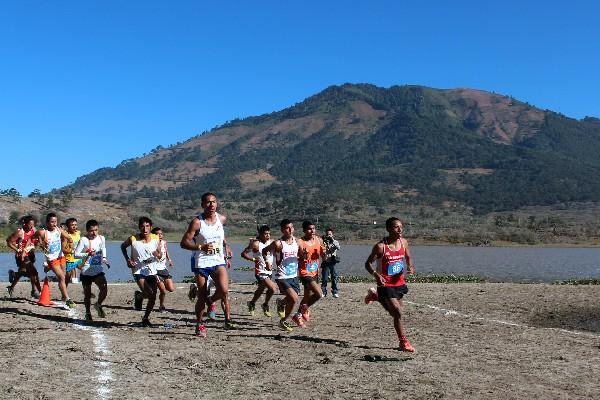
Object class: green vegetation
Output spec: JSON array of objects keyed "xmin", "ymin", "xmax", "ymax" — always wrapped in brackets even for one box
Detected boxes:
[{"xmin": 553, "ymin": 278, "xmax": 600, "ymax": 285}]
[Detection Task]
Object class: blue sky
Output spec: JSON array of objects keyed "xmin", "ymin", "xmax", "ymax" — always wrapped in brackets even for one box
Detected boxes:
[{"xmin": 1, "ymin": 1, "xmax": 599, "ymax": 195}]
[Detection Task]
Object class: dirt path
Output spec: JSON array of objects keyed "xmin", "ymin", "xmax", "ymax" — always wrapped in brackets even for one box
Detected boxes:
[{"xmin": 1, "ymin": 282, "xmax": 599, "ymax": 399}]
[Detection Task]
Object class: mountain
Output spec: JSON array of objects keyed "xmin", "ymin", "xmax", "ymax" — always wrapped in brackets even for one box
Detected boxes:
[{"xmin": 59, "ymin": 83, "xmax": 600, "ymax": 241}]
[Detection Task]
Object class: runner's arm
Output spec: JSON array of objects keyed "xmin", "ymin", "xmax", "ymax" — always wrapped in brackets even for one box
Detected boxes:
[
  {"xmin": 121, "ymin": 237, "xmax": 136, "ymax": 268},
  {"xmin": 6, "ymin": 231, "xmax": 20, "ymax": 252},
  {"xmin": 365, "ymin": 242, "xmax": 386, "ymax": 286},
  {"xmin": 241, "ymin": 239, "xmax": 258, "ymax": 262},
  {"xmin": 180, "ymin": 218, "xmax": 205, "ymax": 251},
  {"xmin": 74, "ymin": 237, "xmax": 88, "ymax": 258}
]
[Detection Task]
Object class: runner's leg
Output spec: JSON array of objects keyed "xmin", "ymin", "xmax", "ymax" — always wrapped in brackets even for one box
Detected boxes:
[{"xmin": 210, "ymin": 267, "xmax": 230, "ymax": 321}]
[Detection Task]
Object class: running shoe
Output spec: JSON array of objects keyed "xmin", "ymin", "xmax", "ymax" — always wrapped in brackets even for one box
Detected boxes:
[
  {"xmin": 84, "ymin": 313, "xmax": 93, "ymax": 322},
  {"xmin": 224, "ymin": 320, "xmax": 237, "ymax": 330},
  {"xmin": 66, "ymin": 299, "xmax": 77, "ymax": 309},
  {"xmin": 159, "ymin": 305, "xmax": 167, "ymax": 313},
  {"xmin": 31, "ymin": 290, "xmax": 40, "ymax": 299},
  {"xmin": 141, "ymin": 318, "xmax": 153, "ymax": 328},
  {"xmin": 94, "ymin": 303, "xmax": 106, "ymax": 318},
  {"xmin": 364, "ymin": 287, "xmax": 378, "ymax": 305},
  {"xmin": 195, "ymin": 324, "xmax": 207, "ymax": 338},
  {"xmin": 188, "ymin": 283, "xmax": 197, "ymax": 302},
  {"xmin": 134, "ymin": 290, "xmax": 143, "ymax": 311},
  {"xmin": 279, "ymin": 319, "xmax": 293, "ymax": 332},
  {"xmin": 207, "ymin": 302, "xmax": 217, "ymax": 320},
  {"xmin": 276, "ymin": 298, "xmax": 285, "ymax": 318},
  {"xmin": 247, "ymin": 301, "xmax": 256, "ymax": 316},
  {"xmin": 261, "ymin": 303, "xmax": 272, "ymax": 317},
  {"xmin": 299, "ymin": 304, "xmax": 311, "ymax": 322},
  {"xmin": 8, "ymin": 269, "xmax": 15, "ymax": 284},
  {"xmin": 333, "ymin": 293, "xmax": 340, "ymax": 298},
  {"xmin": 399, "ymin": 336, "xmax": 415, "ymax": 352},
  {"xmin": 292, "ymin": 313, "xmax": 305, "ymax": 328},
  {"xmin": 6, "ymin": 286, "xmax": 14, "ymax": 298}
]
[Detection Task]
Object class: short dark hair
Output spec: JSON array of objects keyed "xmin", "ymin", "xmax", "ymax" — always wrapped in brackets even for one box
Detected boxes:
[
  {"xmin": 257, "ymin": 224, "xmax": 270, "ymax": 235},
  {"xmin": 65, "ymin": 217, "xmax": 77, "ymax": 226},
  {"xmin": 302, "ymin": 220, "xmax": 314, "ymax": 231},
  {"xmin": 201, "ymin": 192, "xmax": 217, "ymax": 203},
  {"xmin": 86, "ymin": 219, "xmax": 99, "ymax": 231},
  {"xmin": 21, "ymin": 215, "xmax": 35, "ymax": 225},
  {"xmin": 280, "ymin": 219, "xmax": 292, "ymax": 228},
  {"xmin": 46, "ymin": 212, "xmax": 57, "ymax": 222},
  {"xmin": 325, "ymin": 227, "xmax": 333, "ymax": 233},
  {"xmin": 138, "ymin": 216, "xmax": 153, "ymax": 228},
  {"xmin": 385, "ymin": 217, "xmax": 401, "ymax": 230},
  {"xmin": 151, "ymin": 227, "xmax": 162, "ymax": 234}
]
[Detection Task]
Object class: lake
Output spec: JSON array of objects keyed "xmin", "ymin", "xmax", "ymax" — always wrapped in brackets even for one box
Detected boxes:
[{"xmin": 1, "ymin": 242, "xmax": 599, "ymax": 284}]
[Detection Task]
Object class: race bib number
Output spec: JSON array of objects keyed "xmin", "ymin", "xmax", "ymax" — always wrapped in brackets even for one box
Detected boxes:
[
  {"xmin": 204, "ymin": 243, "xmax": 222, "ymax": 255},
  {"xmin": 387, "ymin": 260, "xmax": 404, "ymax": 276},
  {"xmin": 284, "ymin": 262, "xmax": 297, "ymax": 276},
  {"xmin": 90, "ymin": 252, "xmax": 103, "ymax": 266},
  {"xmin": 307, "ymin": 261, "xmax": 319, "ymax": 273},
  {"xmin": 48, "ymin": 241, "xmax": 61, "ymax": 254}
]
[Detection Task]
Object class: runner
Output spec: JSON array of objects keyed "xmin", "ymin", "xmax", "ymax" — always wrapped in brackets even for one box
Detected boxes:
[
  {"xmin": 262, "ymin": 219, "xmax": 302, "ymax": 332},
  {"xmin": 241, "ymin": 225, "xmax": 276, "ymax": 317},
  {"xmin": 62, "ymin": 218, "xmax": 82, "ymax": 286},
  {"xmin": 151, "ymin": 227, "xmax": 175, "ymax": 312},
  {"xmin": 364, "ymin": 217, "xmax": 416, "ymax": 352},
  {"xmin": 5, "ymin": 216, "xmax": 42, "ymax": 298},
  {"xmin": 120, "ymin": 217, "xmax": 162, "ymax": 327},
  {"xmin": 33, "ymin": 213, "xmax": 75, "ymax": 308},
  {"xmin": 180, "ymin": 192, "xmax": 235, "ymax": 337},
  {"xmin": 74, "ymin": 220, "xmax": 108, "ymax": 322},
  {"xmin": 294, "ymin": 220, "xmax": 326, "ymax": 325}
]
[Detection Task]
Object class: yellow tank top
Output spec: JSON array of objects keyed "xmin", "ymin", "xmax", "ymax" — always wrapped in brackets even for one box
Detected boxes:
[{"xmin": 64, "ymin": 231, "xmax": 81, "ymax": 262}]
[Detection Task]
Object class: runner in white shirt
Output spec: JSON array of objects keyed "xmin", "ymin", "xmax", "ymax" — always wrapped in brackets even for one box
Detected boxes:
[
  {"xmin": 151, "ymin": 227, "xmax": 175, "ymax": 312},
  {"xmin": 262, "ymin": 219, "xmax": 302, "ymax": 332},
  {"xmin": 180, "ymin": 192, "xmax": 234, "ymax": 337},
  {"xmin": 121, "ymin": 217, "xmax": 162, "ymax": 327},
  {"xmin": 74, "ymin": 220, "xmax": 108, "ymax": 322},
  {"xmin": 241, "ymin": 225, "xmax": 276, "ymax": 317}
]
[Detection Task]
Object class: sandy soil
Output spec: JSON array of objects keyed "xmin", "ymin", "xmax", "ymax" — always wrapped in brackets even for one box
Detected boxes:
[{"xmin": 1, "ymin": 282, "xmax": 599, "ymax": 400}]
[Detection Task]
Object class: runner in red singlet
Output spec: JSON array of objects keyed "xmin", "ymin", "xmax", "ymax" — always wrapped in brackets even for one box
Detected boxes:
[
  {"xmin": 5, "ymin": 216, "xmax": 42, "ymax": 298},
  {"xmin": 364, "ymin": 217, "xmax": 416, "ymax": 352}
]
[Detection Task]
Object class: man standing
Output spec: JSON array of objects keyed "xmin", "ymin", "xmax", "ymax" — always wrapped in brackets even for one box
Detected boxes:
[
  {"xmin": 364, "ymin": 217, "xmax": 415, "ymax": 352},
  {"xmin": 180, "ymin": 192, "xmax": 235, "ymax": 337},
  {"xmin": 5, "ymin": 216, "xmax": 42, "ymax": 298},
  {"xmin": 321, "ymin": 227, "xmax": 341, "ymax": 298}
]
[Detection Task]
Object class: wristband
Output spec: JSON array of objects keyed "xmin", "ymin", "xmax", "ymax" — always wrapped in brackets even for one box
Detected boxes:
[
  {"xmin": 252, "ymin": 257, "xmax": 257, "ymax": 262},
  {"xmin": 197, "ymin": 243, "xmax": 203, "ymax": 251}
]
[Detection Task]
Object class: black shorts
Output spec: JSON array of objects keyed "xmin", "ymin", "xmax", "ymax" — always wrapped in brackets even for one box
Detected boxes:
[
  {"xmin": 377, "ymin": 285, "xmax": 409, "ymax": 301},
  {"xmin": 157, "ymin": 269, "xmax": 172, "ymax": 281},
  {"xmin": 134, "ymin": 274, "xmax": 158, "ymax": 284},
  {"xmin": 299, "ymin": 275, "xmax": 316, "ymax": 286},
  {"xmin": 15, "ymin": 251, "xmax": 37, "ymax": 272},
  {"xmin": 80, "ymin": 272, "xmax": 105, "ymax": 285},
  {"xmin": 276, "ymin": 277, "xmax": 300, "ymax": 295}
]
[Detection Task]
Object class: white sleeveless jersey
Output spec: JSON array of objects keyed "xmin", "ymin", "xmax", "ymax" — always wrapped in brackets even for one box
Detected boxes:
[
  {"xmin": 193, "ymin": 213, "xmax": 226, "ymax": 269},
  {"xmin": 76, "ymin": 235, "xmax": 107, "ymax": 276},
  {"xmin": 45, "ymin": 229, "xmax": 63, "ymax": 261},
  {"xmin": 275, "ymin": 237, "xmax": 298, "ymax": 280},
  {"xmin": 130, "ymin": 236, "xmax": 160, "ymax": 276},
  {"xmin": 253, "ymin": 240, "xmax": 273, "ymax": 276},
  {"xmin": 156, "ymin": 240, "xmax": 168, "ymax": 271}
]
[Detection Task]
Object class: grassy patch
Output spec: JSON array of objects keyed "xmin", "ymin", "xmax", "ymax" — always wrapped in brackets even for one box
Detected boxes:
[{"xmin": 553, "ymin": 278, "xmax": 600, "ymax": 285}]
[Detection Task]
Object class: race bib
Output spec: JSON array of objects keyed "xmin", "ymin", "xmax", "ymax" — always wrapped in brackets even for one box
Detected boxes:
[
  {"xmin": 48, "ymin": 241, "xmax": 61, "ymax": 254},
  {"xmin": 90, "ymin": 251, "xmax": 103, "ymax": 266},
  {"xmin": 284, "ymin": 262, "xmax": 297, "ymax": 276},
  {"xmin": 387, "ymin": 260, "xmax": 405, "ymax": 276},
  {"xmin": 307, "ymin": 261, "xmax": 319, "ymax": 273}
]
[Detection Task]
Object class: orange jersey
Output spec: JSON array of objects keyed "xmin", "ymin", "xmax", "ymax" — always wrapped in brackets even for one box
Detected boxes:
[{"xmin": 298, "ymin": 238, "xmax": 323, "ymax": 277}]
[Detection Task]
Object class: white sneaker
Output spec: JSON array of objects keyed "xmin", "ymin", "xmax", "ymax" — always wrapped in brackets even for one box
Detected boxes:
[{"xmin": 333, "ymin": 293, "xmax": 339, "ymax": 298}]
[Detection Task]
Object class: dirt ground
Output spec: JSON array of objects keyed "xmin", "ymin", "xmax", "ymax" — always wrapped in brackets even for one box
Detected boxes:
[{"xmin": 1, "ymin": 281, "xmax": 599, "ymax": 400}]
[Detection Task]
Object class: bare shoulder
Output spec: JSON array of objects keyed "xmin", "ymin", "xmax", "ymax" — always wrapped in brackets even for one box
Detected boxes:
[{"xmin": 219, "ymin": 214, "xmax": 227, "ymax": 225}]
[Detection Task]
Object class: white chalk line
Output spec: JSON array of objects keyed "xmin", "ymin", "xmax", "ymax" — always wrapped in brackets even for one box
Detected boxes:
[
  {"xmin": 66, "ymin": 306, "xmax": 114, "ymax": 400},
  {"xmin": 405, "ymin": 300, "xmax": 600, "ymax": 339}
]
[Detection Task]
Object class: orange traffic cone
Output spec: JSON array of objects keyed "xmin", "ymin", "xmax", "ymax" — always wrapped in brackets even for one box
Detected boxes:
[{"xmin": 37, "ymin": 277, "xmax": 55, "ymax": 307}]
